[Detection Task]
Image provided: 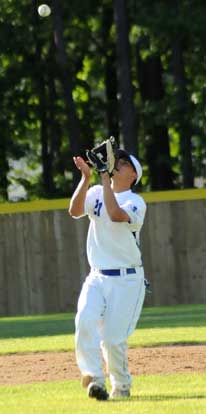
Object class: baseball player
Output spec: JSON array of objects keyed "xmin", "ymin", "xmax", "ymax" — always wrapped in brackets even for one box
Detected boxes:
[{"xmin": 69, "ymin": 145, "xmax": 146, "ymax": 400}]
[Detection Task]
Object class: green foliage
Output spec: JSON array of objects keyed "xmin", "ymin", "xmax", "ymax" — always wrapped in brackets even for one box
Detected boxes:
[{"xmin": 0, "ymin": 0, "xmax": 206, "ymax": 200}]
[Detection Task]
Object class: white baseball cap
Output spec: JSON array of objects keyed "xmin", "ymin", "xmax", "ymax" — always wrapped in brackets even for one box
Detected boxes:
[
  {"xmin": 117, "ymin": 149, "xmax": 143, "ymax": 184},
  {"xmin": 129, "ymin": 154, "xmax": 142, "ymax": 184}
]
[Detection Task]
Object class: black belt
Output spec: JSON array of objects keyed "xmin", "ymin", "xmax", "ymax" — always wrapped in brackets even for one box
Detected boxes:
[{"xmin": 99, "ymin": 268, "xmax": 136, "ymax": 276}]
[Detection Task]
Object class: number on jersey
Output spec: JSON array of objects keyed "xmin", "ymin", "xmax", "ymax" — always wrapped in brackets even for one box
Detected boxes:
[{"xmin": 94, "ymin": 199, "xmax": 103, "ymax": 216}]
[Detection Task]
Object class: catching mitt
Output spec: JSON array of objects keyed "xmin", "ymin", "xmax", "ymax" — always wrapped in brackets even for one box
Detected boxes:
[{"xmin": 86, "ymin": 136, "xmax": 118, "ymax": 176}]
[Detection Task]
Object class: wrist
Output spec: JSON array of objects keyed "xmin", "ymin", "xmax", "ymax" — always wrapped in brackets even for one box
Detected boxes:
[
  {"xmin": 81, "ymin": 174, "xmax": 90, "ymax": 184},
  {"xmin": 101, "ymin": 171, "xmax": 110, "ymax": 182}
]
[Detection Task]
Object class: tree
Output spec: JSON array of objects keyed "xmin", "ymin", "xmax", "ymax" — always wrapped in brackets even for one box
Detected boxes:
[
  {"xmin": 113, "ymin": 0, "xmax": 138, "ymax": 153},
  {"xmin": 102, "ymin": 4, "xmax": 119, "ymax": 141},
  {"xmin": 0, "ymin": 0, "xmax": 206, "ymax": 201},
  {"xmin": 171, "ymin": 34, "xmax": 194, "ymax": 188},
  {"xmin": 137, "ymin": 41, "xmax": 174, "ymax": 189},
  {"xmin": 52, "ymin": 0, "xmax": 82, "ymax": 191}
]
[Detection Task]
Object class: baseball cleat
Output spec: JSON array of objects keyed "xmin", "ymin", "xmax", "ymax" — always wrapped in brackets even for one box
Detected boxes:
[
  {"xmin": 110, "ymin": 387, "xmax": 130, "ymax": 398},
  {"xmin": 87, "ymin": 382, "xmax": 109, "ymax": 401},
  {"xmin": 81, "ymin": 375, "xmax": 93, "ymax": 388}
]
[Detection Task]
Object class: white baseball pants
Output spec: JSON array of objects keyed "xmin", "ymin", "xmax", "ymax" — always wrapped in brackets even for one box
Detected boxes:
[{"xmin": 75, "ymin": 267, "xmax": 145, "ymax": 389}]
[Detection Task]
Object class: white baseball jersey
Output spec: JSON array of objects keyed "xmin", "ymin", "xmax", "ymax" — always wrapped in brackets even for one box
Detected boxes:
[{"xmin": 81, "ymin": 184, "xmax": 146, "ymax": 269}]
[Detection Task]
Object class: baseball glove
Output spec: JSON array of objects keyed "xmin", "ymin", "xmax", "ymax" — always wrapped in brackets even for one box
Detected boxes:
[{"xmin": 86, "ymin": 136, "xmax": 118, "ymax": 176}]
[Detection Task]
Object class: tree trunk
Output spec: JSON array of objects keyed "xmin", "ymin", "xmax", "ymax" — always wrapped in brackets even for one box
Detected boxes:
[
  {"xmin": 0, "ymin": 131, "xmax": 9, "ymax": 200},
  {"xmin": 113, "ymin": 0, "xmax": 138, "ymax": 153},
  {"xmin": 137, "ymin": 47, "xmax": 174, "ymax": 190},
  {"xmin": 172, "ymin": 36, "xmax": 194, "ymax": 188},
  {"xmin": 47, "ymin": 44, "xmax": 64, "ymax": 179},
  {"xmin": 32, "ymin": 0, "xmax": 55, "ymax": 197},
  {"xmin": 40, "ymin": 95, "xmax": 55, "ymax": 196},
  {"xmin": 52, "ymin": 0, "xmax": 81, "ymax": 191},
  {"xmin": 102, "ymin": 5, "xmax": 119, "ymax": 142}
]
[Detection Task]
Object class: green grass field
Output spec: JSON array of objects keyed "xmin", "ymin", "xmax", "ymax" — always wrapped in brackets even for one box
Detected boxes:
[
  {"xmin": 0, "ymin": 304, "xmax": 206, "ymax": 414},
  {"xmin": 0, "ymin": 374, "xmax": 205, "ymax": 414},
  {"xmin": 0, "ymin": 304, "xmax": 205, "ymax": 354}
]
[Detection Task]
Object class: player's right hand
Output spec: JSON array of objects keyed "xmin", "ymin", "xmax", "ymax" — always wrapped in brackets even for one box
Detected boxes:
[{"xmin": 73, "ymin": 156, "xmax": 91, "ymax": 179}]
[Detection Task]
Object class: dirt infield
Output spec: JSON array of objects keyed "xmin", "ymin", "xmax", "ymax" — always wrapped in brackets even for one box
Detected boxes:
[{"xmin": 0, "ymin": 345, "xmax": 205, "ymax": 385}]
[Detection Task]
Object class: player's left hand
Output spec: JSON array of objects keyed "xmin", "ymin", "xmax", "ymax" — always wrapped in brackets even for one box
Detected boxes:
[{"xmin": 86, "ymin": 136, "xmax": 118, "ymax": 176}]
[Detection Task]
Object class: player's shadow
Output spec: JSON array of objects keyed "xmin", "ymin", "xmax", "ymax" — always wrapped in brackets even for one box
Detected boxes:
[{"xmin": 108, "ymin": 394, "xmax": 206, "ymax": 402}]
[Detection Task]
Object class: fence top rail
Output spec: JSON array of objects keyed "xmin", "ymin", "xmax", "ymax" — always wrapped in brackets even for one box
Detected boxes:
[{"xmin": 0, "ymin": 188, "xmax": 205, "ymax": 215}]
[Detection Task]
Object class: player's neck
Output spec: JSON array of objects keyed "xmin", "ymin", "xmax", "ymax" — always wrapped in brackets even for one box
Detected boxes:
[{"xmin": 111, "ymin": 181, "xmax": 131, "ymax": 193}]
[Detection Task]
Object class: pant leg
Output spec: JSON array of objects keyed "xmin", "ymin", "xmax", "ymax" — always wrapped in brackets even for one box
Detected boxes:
[
  {"xmin": 101, "ymin": 269, "xmax": 145, "ymax": 389},
  {"xmin": 75, "ymin": 273, "xmax": 105, "ymax": 379},
  {"xmin": 101, "ymin": 340, "xmax": 131, "ymax": 388}
]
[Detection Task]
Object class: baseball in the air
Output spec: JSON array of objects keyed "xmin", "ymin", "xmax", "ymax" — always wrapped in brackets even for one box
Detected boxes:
[{"xmin": 38, "ymin": 4, "xmax": 51, "ymax": 17}]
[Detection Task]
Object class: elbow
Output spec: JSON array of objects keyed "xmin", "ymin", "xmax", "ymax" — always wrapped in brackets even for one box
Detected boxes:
[
  {"xmin": 68, "ymin": 208, "xmax": 77, "ymax": 218},
  {"xmin": 68, "ymin": 207, "xmax": 72, "ymax": 216},
  {"xmin": 68, "ymin": 206, "xmax": 83, "ymax": 218},
  {"xmin": 68, "ymin": 203, "xmax": 76, "ymax": 217},
  {"xmin": 68, "ymin": 201, "xmax": 73, "ymax": 216}
]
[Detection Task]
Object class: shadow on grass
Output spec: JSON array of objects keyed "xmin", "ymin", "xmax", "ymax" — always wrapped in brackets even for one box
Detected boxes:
[
  {"xmin": 138, "ymin": 308, "xmax": 206, "ymax": 330},
  {"xmin": 108, "ymin": 394, "xmax": 206, "ymax": 402},
  {"xmin": 0, "ymin": 316, "xmax": 75, "ymax": 339},
  {"xmin": 0, "ymin": 305, "xmax": 205, "ymax": 340}
]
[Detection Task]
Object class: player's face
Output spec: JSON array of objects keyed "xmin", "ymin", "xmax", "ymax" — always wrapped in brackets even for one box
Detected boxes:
[
  {"xmin": 117, "ymin": 159, "xmax": 133, "ymax": 169},
  {"xmin": 114, "ymin": 158, "xmax": 137, "ymax": 184}
]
